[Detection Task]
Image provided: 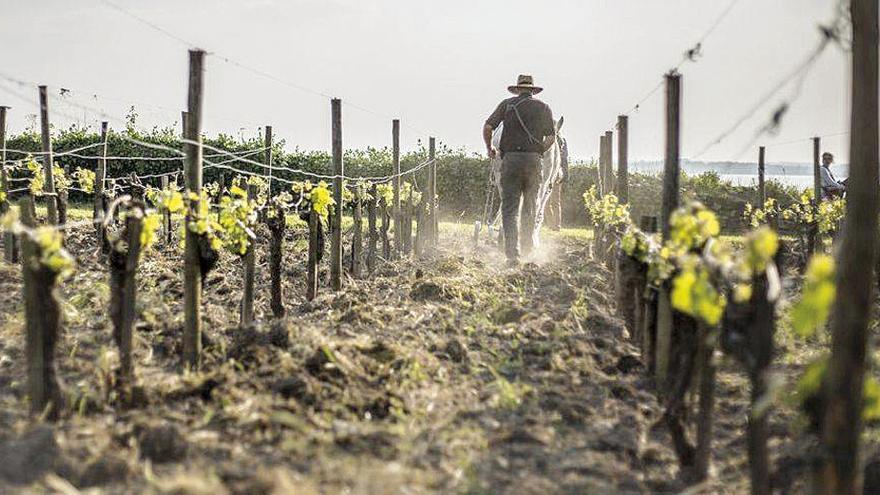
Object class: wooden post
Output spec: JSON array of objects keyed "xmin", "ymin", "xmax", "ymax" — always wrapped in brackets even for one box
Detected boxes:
[
  {"xmin": 161, "ymin": 176, "xmax": 172, "ymax": 244},
  {"xmin": 403, "ymin": 181, "xmax": 413, "ymax": 254},
  {"xmin": 604, "ymin": 130, "xmax": 614, "ymax": 195},
  {"xmin": 656, "ymin": 72, "xmax": 681, "ymax": 387},
  {"xmin": 429, "ymin": 137, "xmax": 438, "ymax": 248},
  {"xmin": 265, "ymin": 125, "xmax": 274, "ymax": 197},
  {"xmin": 183, "ymin": 49, "xmax": 205, "ymax": 370},
  {"xmin": 638, "ymin": 216, "xmax": 658, "ymax": 371},
  {"xmin": 617, "ymin": 115, "xmax": 629, "ymax": 204},
  {"xmin": 414, "ymin": 198, "xmax": 424, "ymax": 256},
  {"xmin": 381, "ymin": 200, "xmax": 391, "ymax": 259},
  {"xmin": 810, "ymin": 137, "xmax": 823, "ymax": 255},
  {"xmin": 1, "ymin": 105, "xmax": 16, "ymax": 263},
  {"xmin": 330, "ymin": 99, "xmax": 343, "ymax": 291},
  {"xmin": 20, "ymin": 197, "xmax": 63, "ymax": 418},
  {"xmin": 819, "ymin": 1, "xmax": 879, "ymax": 492},
  {"xmin": 352, "ymin": 193, "xmax": 363, "ymax": 277},
  {"xmin": 694, "ymin": 323, "xmax": 717, "ymax": 481},
  {"xmin": 368, "ymin": 183, "xmax": 378, "ymax": 271},
  {"xmin": 38, "ymin": 86, "xmax": 58, "ymax": 225},
  {"xmin": 758, "ymin": 146, "xmax": 766, "ymax": 206},
  {"xmin": 94, "ymin": 122, "xmax": 109, "ymax": 252},
  {"xmin": 109, "ymin": 203, "xmax": 144, "ymax": 386},
  {"xmin": 813, "ymin": 136, "xmax": 822, "ymax": 205},
  {"xmin": 306, "ymin": 211, "xmax": 319, "ymax": 301},
  {"xmin": 598, "ymin": 135, "xmax": 607, "ymax": 196},
  {"xmin": 747, "ymin": 266, "xmax": 777, "ymax": 495},
  {"xmin": 392, "ymin": 120, "xmax": 401, "ymax": 258},
  {"xmin": 57, "ymin": 164, "xmax": 69, "ymax": 227},
  {"xmin": 267, "ymin": 201, "xmax": 286, "ymax": 317},
  {"xmin": 240, "ymin": 180, "xmax": 256, "ymax": 328}
]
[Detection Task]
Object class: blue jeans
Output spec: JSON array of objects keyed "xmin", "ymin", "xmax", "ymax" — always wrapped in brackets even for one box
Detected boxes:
[{"xmin": 501, "ymin": 152, "xmax": 542, "ymax": 261}]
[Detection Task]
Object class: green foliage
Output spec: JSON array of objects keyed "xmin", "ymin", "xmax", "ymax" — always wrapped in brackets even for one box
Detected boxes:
[
  {"xmin": 291, "ymin": 180, "xmax": 336, "ymax": 219},
  {"xmin": 401, "ymin": 180, "xmax": 421, "ymax": 204},
  {"xmin": 743, "ymin": 198, "xmax": 779, "ymax": 228},
  {"xmin": 793, "ymin": 356, "xmax": 880, "ymax": 422},
  {"xmin": 246, "ymin": 176, "xmax": 269, "ymax": 206},
  {"xmin": 671, "ymin": 256, "xmax": 726, "ymax": 325},
  {"xmin": 816, "ymin": 198, "xmax": 846, "ymax": 235},
  {"xmin": 667, "ymin": 202, "xmax": 720, "ymax": 255},
  {"xmin": 486, "ymin": 365, "xmax": 531, "ymax": 410},
  {"xmin": 309, "ymin": 182, "xmax": 335, "ymax": 218},
  {"xmin": 790, "ymin": 254, "xmax": 836, "ymax": 338},
  {"xmin": 743, "ymin": 226, "xmax": 779, "ymax": 274},
  {"xmin": 781, "ymin": 189, "xmax": 846, "ymax": 236},
  {"xmin": 643, "ymin": 203, "xmax": 780, "ymax": 326},
  {"xmin": 375, "ymin": 183, "xmax": 394, "ymax": 207},
  {"xmin": 184, "ymin": 191, "xmax": 224, "ymax": 252},
  {"xmin": 216, "ymin": 184, "xmax": 259, "ymax": 256},
  {"xmin": 35, "ymin": 227, "xmax": 75, "ymax": 279},
  {"xmin": 25, "ymin": 156, "xmax": 44, "ymax": 195},
  {"xmin": 582, "ymin": 186, "xmax": 630, "ymax": 232},
  {"xmin": 621, "ymin": 227, "xmax": 654, "ymax": 263},
  {"xmin": 351, "ymin": 180, "xmax": 373, "ymax": 204},
  {"xmin": 146, "ymin": 185, "xmax": 185, "ymax": 214},
  {"xmin": 140, "ymin": 213, "xmax": 161, "ymax": 249},
  {"xmin": 160, "ymin": 181, "xmax": 260, "ymax": 255},
  {"xmin": 72, "ymin": 168, "xmax": 96, "ymax": 194},
  {"xmin": 53, "ymin": 163, "xmax": 70, "ymax": 193},
  {"xmin": 266, "ymin": 190, "xmax": 293, "ymax": 220},
  {"xmin": 0, "ymin": 209, "xmax": 75, "ymax": 278}
]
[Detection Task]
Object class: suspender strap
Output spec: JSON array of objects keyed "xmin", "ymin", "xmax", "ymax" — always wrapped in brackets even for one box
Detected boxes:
[{"xmin": 506, "ymin": 96, "xmax": 541, "ymax": 145}]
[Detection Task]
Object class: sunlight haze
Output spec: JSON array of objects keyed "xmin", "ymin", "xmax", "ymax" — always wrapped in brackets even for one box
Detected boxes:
[{"xmin": 0, "ymin": 0, "xmax": 852, "ymax": 164}]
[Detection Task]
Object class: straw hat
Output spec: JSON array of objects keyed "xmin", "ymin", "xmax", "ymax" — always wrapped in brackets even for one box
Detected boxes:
[{"xmin": 508, "ymin": 74, "xmax": 543, "ymax": 94}]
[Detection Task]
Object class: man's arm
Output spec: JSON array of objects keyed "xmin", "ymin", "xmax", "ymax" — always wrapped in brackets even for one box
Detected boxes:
[
  {"xmin": 484, "ymin": 101, "xmax": 505, "ymax": 159},
  {"xmin": 483, "ymin": 124, "xmax": 497, "ymax": 159}
]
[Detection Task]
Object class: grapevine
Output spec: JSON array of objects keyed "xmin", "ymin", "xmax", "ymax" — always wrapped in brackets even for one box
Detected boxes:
[
  {"xmin": 25, "ymin": 156, "xmax": 45, "ymax": 195},
  {"xmin": 292, "ymin": 180, "xmax": 335, "ymax": 219},
  {"xmin": 1, "ymin": 209, "xmax": 75, "ymax": 279},
  {"xmin": 790, "ymin": 254, "xmax": 836, "ymax": 338},
  {"xmin": 375, "ymin": 183, "xmax": 394, "ymax": 207},
  {"xmin": 780, "ymin": 189, "xmax": 845, "ymax": 236},
  {"xmin": 216, "ymin": 184, "xmax": 259, "ymax": 256},
  {"xmin": 582, "ymin": 186, "xmax": 630, "ymax": 233},
  {"xmin": 742, "ymin": 198, "xmax": 779, "ymax": 228},
  {"xmin": 73, "ymin": 168, "xmax": 96, "ymax": 194},
  {"xmin": 401, "ymin": 181, "xmax": 422, "ymax": 204}
]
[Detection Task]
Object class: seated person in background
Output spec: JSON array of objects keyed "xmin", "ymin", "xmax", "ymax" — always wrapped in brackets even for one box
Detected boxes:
[{"xmin": 820, "ymin": 152, "xmax": 846, "ymax": 200}]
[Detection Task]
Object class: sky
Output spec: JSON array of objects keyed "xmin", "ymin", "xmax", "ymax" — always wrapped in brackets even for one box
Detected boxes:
[{"xmin": 0, "ymin": 0, "xmax": 855, "ymax": 164}]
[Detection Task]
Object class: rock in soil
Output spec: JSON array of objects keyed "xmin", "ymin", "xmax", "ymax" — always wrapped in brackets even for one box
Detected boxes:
[
  {"xmin": 0, "ymin": 426, "xmax": 60, "ymax": 485},
  {"xmin": 137, "ymin": 422, "xmax": 188, "ymax": 463}
]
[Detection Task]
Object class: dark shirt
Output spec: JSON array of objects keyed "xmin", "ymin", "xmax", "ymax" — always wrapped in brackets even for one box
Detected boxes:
[{"xmin": 485, "ymin": 95, "xmax": 555, "ymax": 154}]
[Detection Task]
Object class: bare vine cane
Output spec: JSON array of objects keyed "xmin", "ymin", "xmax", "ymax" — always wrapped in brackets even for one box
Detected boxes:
[{"xmin": 108, "ymin": 199, "xmax": 145, "ymax": 402}]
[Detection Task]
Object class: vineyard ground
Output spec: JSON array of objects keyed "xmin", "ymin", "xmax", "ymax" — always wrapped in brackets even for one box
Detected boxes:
[{"xmin": 0, "ymin": 205, "xmax": 860, "ymax": 494}]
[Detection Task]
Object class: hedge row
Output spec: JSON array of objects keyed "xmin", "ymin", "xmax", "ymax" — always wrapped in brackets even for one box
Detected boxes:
[{"xmin": 4, "ymin": 124, "xmax": 802, "ymax": 233}]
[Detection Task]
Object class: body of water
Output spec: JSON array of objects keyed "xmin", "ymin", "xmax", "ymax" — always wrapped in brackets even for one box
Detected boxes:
[
  {"xmin": 627, "ymin": 161, "xmax": 848, "ymax": 191},
  {"xmin": 722, "ymin": 173, "xmax": 818, "ymax": 189}
]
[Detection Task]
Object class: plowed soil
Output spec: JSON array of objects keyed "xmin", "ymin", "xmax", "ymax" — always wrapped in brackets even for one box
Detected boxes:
[{"xmin": 0, "ymin": 220, "xmax": 838, "ymax": 494}]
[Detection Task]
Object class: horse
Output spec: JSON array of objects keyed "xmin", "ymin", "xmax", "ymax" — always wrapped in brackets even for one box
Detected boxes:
[{"xmin": 483, "ymin": 117, "xmax": 568, "ymax": 251}]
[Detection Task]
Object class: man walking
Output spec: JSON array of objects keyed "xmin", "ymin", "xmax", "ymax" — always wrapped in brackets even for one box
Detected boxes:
[
  {"xmin": 483, "ymin": 74, "xmax": 557, "ymax": 266},
  {"xmin": 820, "ymin": 151, "xmax": 846, "ymax": 200}
]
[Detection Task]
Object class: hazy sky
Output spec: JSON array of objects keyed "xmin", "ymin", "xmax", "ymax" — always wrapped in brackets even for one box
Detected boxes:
[{"xmin": 0, "ymin": 0, "xmax": 854, "ymax": 163}]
